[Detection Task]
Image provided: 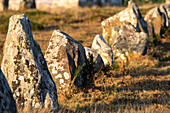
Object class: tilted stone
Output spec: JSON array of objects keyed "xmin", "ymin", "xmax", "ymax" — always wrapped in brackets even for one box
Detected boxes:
[
  {"xmin": 144, "ymin": 7, "xmax": 167, "ymax": 35},
  {"xmin": 45, "ymin": 30, "xmax": 87, "ymax": 92},
  {"xmin": 84, "ymin": 47, "xmax": 104, "ymax": 72},
  {"xmin": 1, "ymin": 14, "xmax": 58, "ymax": 111},
  {"xmin": 101, "ymin": 0, "xmax": 148, "ymax": 44},
  {"xmin": 0, "ymin": 69, "xmax": 17, "ymax": 113},
  {"xmin": 91, "ymin": 35, "xmax": 113, "ymax": 66},
  {"xmin": 111, "ymin": 22, "xmax": 148, "ymax": 55}
]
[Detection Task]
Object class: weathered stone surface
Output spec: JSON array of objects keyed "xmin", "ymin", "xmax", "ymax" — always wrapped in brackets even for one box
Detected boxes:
[
  {"xmin": 1, "ymin": 14, "xmax": 58, "ymax": 111},
  {"xmin": 111, "ymin": 22, "xmax": 148, "ymax": 55},
  {"xmin": 8, "ymin": 0, "xmax": 35, "ymax": 10},
  {"xmin": 0, "ymin": 69, "xmax": 17, "ymax": 113},
  {"xmin": 101, "ymin": 0, "xmax": 148, "ymax": 44},
  {"xmin": 45, "ymin": 30, "xmax": 87, "ymax": 92},
  {"xmin": 144, "ymin": 7, "xmax": 167, "ymax": 35},
  {"xmin": 163, "ymin": 3, "xmax": 170, "ymax": 19},
  {"xmin": 84, "ymin": 47, "xmax": 104, "ymax": 71},
  {"xmin": 160, "ymin": 5, "xmax": 169, "ymax": 27},
  {"xmin": 91, "ymin": 34, "xmax": 113, "ymax": 66},
  {"xmin": 0, "ymin": 0, "xmax": 8, "ymax": 11}
]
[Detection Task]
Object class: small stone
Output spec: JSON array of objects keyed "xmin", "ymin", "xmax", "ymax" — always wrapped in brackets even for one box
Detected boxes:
[
  {"xmin": 84, "ymin": 47, "xmax": 104, "ymax": 71},
  {"xmin": 91, "ymin": 34, "xmax": 113, "ymax": 66},
  {"xmin": 144, "ymin": 7, "xmax": 167, "ymax": 35}
]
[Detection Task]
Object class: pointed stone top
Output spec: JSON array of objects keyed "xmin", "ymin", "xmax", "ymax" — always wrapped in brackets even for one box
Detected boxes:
[
  {"xmin": 7, "ymin": 14, "xmax": 33, "ymax": 46},
  {"xmin": 94, "ymin": 34, "xmax": 107, "ymax": 44}
]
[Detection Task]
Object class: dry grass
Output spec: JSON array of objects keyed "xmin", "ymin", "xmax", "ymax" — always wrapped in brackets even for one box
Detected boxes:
[{"xmin": 0, "ymin": 4, "xmax": 169, "ymax": 113}]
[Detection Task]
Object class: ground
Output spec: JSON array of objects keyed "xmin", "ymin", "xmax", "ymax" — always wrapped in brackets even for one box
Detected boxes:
[{"xmin": 0, "ymin": 4, "xmax": 169, "ymax": 113}]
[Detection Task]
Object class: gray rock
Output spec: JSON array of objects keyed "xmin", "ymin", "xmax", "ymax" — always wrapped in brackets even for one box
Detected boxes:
[
  {"xmin": 0, "ymin": 69, "xmax": 17, "ymax": 113},
  {"xmin": 45, "ymin": 30, "xmax": 87, "ymax": 92},
  {"xmin": 84, "ymin": 47, "xmax": 104, "ymax": 72},
  {"xmin": 144, "ymin": 7, "xmax": 167, "ymax": 35},
  {"xmin": 101, "ymin": 0, "xmax": 148, "ymax": 44},
  {"xmin": 111, "ymin": 22, "xmax": 148, "ymax": 55},
  {"xmin": 91, "ymin": 34, "xmax": 113, "ymax": 66},
  {"xmin": 1, "ymin": 14, "xmax": 58, "ymax": 111}
]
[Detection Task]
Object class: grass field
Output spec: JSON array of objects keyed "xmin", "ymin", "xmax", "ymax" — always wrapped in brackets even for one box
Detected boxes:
[{"xmin": 0, "ymin": 4, "xmax": 170, "ymax": 113}]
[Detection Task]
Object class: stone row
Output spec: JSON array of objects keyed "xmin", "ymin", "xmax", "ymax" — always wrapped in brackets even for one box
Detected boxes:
[{"xmin": 0, "ymin": 0, "xmax": 169, "ymax": 112}]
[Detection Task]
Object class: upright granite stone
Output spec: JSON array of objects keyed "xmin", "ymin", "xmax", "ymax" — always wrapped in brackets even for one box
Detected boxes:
[
  {"xmin": 45, "ymin": 30, "xmax": 87, "ymax": 92},
  {"xmin": 101, "ymin": 0, "xmax": 148, "ymax": 44},
  {"xmin": 111, "ymin": 22, "xmax": 148, "ymax": 55},
  {"xmin": 0, "ymin": 69, "xmax": 17, "ymax": 113},
  {"xmin": 1, "ymin": 14, "xmax": 58, "ymax": 111},
  {"xmin": 8, "ymin": 0, "xmax": 35, "ymax": 10},
  {"xmin": 91, "ymin": 35, "xmax": 113, "ymax": 66},
  {"xmin": 144, "ymin": 7, "xmax": 167, "ymax": 35},
  {"xmin": 84, "ymin": 47, "xmax": 104, "ymax": 72}
]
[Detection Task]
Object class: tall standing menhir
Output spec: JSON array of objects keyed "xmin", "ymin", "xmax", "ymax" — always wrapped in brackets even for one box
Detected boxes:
[{"xmin": 1, "ymin": 14, "xmax": 59, "ymax": 112}]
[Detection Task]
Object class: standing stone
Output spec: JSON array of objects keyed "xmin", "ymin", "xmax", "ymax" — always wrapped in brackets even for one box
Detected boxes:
[
  {"xmin": 144, "ymin": 7, "xmax": 167, "ymax": 35},
  {"xmin": 160, "ymin": 5, "xmax": 169, "ymax": 27},
  {"xmin": 0, "ymin": 0, "xmax": 8, "ymax": 11},
  {"xmin": 0, "ymin": 69, "xmax": 17, "ymax": 113},
  {"xmin": 84, "ymin": 47, "xmax": 104, "ymax": 72},
  {"xmin": 36, "ymin": 0, "xmax": 53, "ymax": 11},
  {"xmin": 1, "ymin": 14, "xmax": 58, "ymax": 111},
  {"xmin": 91, "ymin": 34, "xmax": 113, "ymax": 66},
  {"xmin": 101, "ymin": 0, "xmax": 148, "ymax": 44},
  {"xmin": 8, "ymin": 0, "xmax": 35, "ymax": 10},
  {"xmin": 45, "ymin": 30, "xmax": 87, "ymax": 92},
  {"xmin": 111, "ymin": 22, "xmax": 148, "ymax": 55},
  {"xmin": 163, "ymin": 4, "xmax": 170, "ymax": 19}
]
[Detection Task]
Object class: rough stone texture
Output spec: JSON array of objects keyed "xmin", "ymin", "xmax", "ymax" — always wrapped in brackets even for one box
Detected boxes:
[
  {"xmin": 1, "ymin": 14, "xmax": 58, "ymax": 111},
  {"xmin": 101, "ymin": 0, "xmax": 148, "ymax": 44},
  {"xmin": 8, "ymin": 0, "xmax": 35, "ymax": 10},
  {"xmin": 144, "ymin": 7, "xmax": 169, "ymax": 35},
  {"xmin": 111, "ymin": 22, "xmax": 148, "ymax": 55},
  {"xmin": 91, "ymin": 34, "xmax": 113, "ymax": 66},
  {"xmin": 163, "ymin": 3, "xmax": 170, "ymax": 19},
  {"xmin": 160, "ymin": 5, "xmax": 169, "ymax": 27},
  {"xmin": 45, "ymin": 30, "xmax": 87, "ymax": 92},
  {"xmin": 84, "ymin": 47, "xmax": 104, "ymax": 71},
  {"xmin": 0, "ymin": 69, "xmax": 17, "ymax": 113},
  {"xmin": 0, "ymin": 0, "xmax": 8, "ymax": 11}
]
